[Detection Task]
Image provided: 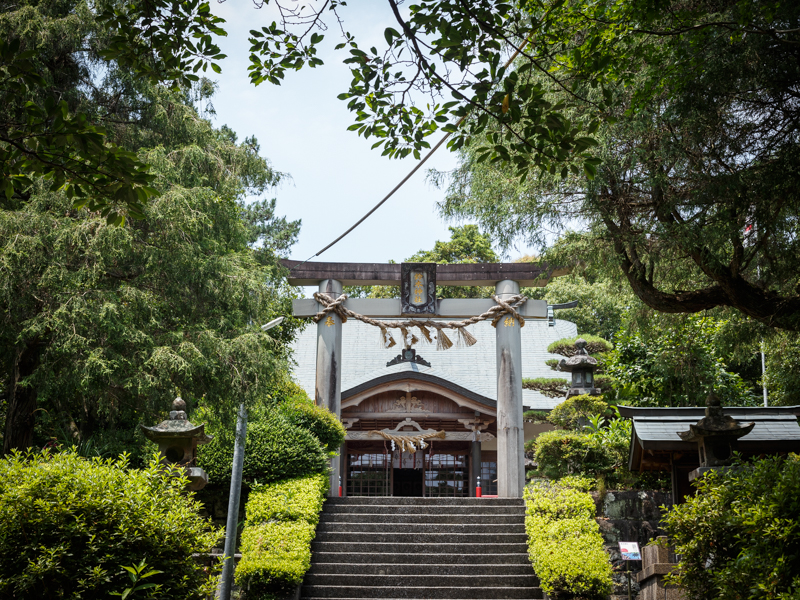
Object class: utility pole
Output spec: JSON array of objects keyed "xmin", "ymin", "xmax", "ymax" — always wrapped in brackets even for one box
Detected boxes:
[{"xmin": 218, "ymin": 317, "xmax": 284, "ymax": 600}]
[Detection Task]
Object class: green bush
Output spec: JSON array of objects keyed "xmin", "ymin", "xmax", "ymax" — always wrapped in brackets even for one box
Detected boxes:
[
  {"xmin": 0, "ymin": 450, "xmax": 220, "ymax": 599},
  {"xmin": 522, "ymin": 377, "xmax": 569, "ymax": 398},
  {"xmin": 246, "ymin": 473, "xmax": 328, "ymax": 525},
  {"xmin": 524, "ymin": 481, "xmax": 613, "ymax": 599},
  {"xmin": 198, "ymin": 412, "xmax": 328, "ymax": 486},
  {"xmin": 528, "ymin": 430, "xmax": 614, "ymax": 481},
  {"xmin": 277, "ymin": 397, "xmax": 346, "ymax": 452},
  {"xmin": 547, "ymin": 335, "xmax": 613, "ymax": 357},
  {"xmin": 236, "ymin": 521, "xmax": 316, "ymax": 599},
  {"xmin": 548, "ymin": 394, "xmax": 610, "ymax": 429},
  {"xmin": 663, "ymin": 454, "xmax": 800, "ymax": 600},
  {"xmin": 236, "ymin": 474, "xmax": 328, "ymax": 599},
  {"xmin": 523, "ymin": 410, "xmax": 551, "ymax": 423}
]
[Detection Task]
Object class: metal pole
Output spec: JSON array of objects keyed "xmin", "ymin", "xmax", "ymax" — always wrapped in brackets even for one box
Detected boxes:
[
  {"xmin": 627, "ymin": 559, "xmax": 632, "ymax": 600},
  {"xmin": 761, "ymin": 342, "xmax": 768, "ymax": 407},
  {"xmin": 218, "ymin": 402, "xmax": 248, "ymax": 600}
]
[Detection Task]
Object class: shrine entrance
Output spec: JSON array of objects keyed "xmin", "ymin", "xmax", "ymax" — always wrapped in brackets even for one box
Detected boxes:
[
  {"xmin": 339, "ymin": 372, "xmax": 497, "ymax": 497},
  {"xmin": 285, "ymin": 259, "xmax": 567, "ymax": 497}
]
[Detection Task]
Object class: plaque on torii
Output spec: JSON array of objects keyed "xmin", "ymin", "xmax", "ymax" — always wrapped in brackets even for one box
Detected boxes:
[{"xmin": 282, "ymin": 259, "xmax": 568, "ymax": 498}]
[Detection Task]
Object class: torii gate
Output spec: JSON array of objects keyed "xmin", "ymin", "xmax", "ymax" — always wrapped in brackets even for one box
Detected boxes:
[{"xmin": 284, "ymin": 260, "xmax": 567, "ymax": 498}]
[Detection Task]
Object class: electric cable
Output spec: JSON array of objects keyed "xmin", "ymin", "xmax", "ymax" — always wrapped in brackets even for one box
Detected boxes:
[{"xmin": 290, "ymin": 43, "xmax": 527, "ymax": 270}]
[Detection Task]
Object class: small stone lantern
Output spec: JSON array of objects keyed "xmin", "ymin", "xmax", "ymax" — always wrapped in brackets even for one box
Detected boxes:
[
  {"xmin": 140, "ymin": 397, "xmax": 213, "ymax": 491},
  {"xmin": 558, "ymin": 338, "xmax": 601, "ymax": 398},
  {"xmin": 678, "ymin": 392, "xmax": 754, "ymax": 479}
]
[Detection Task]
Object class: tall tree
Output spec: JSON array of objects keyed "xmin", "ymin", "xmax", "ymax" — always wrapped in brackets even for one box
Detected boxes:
[{"xmin": 0, "ymin": 3, "xmax": 301, "ymax": 452}]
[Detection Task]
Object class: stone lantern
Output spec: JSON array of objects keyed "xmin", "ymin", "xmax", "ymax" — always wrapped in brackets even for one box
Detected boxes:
[
  {"xmin": 558, "ymin": 338, "xmax": 601, "ymax": 398},
  {"xmin": 140, "ymin": 397, "xmax": 213, "ymax": 491},
  {"xmin": 678, "ymin": 392, "xmax": 754, "ymax": 479}
]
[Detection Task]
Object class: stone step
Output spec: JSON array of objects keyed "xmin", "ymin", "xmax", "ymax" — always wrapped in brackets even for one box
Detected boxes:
[
  {"xmin": 305, "ymin": 574, "xmax": 539, "ymax": 588},
  {"xmin": 325, "ymin": 497, "xmax": 523, "ymax": 506},
  {"xmin": 317, "ymin": 522, "xmax": 521, "ymax": 534},
  {"xmin": 322, "ymin": 504, "xmax": 525, "ymax": 515},
  {"xmin": 300, "ymin": 586, "xmax": 543, "ymax": 599},
  {"xmin": 311, "ymin": 542, "xmax": 529, "ymax": 554},
  {"xmin": 309, "ymin": 552, "xmax": 532, "ymax": 565},
  {"xmin": 319, "ymin": 512, "xmax": 524, "ymax": 524},
  {"xmin": 308, "ymin": 564, "xmax": 536, "ymax": 576},
  {"xmin": 313, "ymin": 531, "xmax": 528, "ymax": 544}
]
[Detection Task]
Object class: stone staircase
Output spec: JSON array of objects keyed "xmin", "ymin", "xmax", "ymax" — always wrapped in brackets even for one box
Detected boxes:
[{"xmin": 302, "ymin": 497, "xmax": 542, "ymax": 600}]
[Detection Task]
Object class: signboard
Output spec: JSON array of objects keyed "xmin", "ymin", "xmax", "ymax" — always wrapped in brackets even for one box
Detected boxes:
[
  {"xmin": 401, "ymin": 262, "xmax": 436, "ymax": 315},
  {"xmin": 619, "ymin": 542, "xmax": 641, "ymax": 560}
]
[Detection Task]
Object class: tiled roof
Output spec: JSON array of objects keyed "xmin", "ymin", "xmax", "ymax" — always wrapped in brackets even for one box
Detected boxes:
[
  {"xmin": 290, "ymin": 317, "xmax": 579, "ymax": 410},
  {"xmin": 620, "ymin": 406, "xmax": 800, "ymax": 445}
]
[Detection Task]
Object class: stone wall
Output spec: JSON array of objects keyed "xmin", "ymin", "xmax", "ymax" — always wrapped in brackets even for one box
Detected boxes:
[{"xmin": 591, "ymin": 490, "xmax": 673, "ymax": 599}]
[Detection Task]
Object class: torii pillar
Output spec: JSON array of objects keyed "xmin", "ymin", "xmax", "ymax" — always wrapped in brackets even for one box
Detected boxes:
[
  {"xmin": 315, "ymin": 279, "xmax": 343, "ymax": 496},
  {"xmin": 495, "ymin": 279, "xmax": 525, "ymax": 497}
]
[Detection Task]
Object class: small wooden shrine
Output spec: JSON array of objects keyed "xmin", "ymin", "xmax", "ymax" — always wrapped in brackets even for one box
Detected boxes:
[{"xmin": 620, "ymin": 402, "xmax": 800, "ymax": 502}]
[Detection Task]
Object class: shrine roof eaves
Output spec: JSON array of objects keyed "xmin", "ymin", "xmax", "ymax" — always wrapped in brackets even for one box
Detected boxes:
[
  {"xmin": 282, "ymin": 259, "xmax": 568, "ymax": 287},
  {"xmin": 341, "ymin": 369, "xmax": 497, "ymax": 409}
]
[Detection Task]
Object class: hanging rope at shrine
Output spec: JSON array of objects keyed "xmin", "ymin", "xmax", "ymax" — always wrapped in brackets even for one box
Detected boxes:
[
  {"xmin": 368, "ymin": 429, "xmax": 446, "ymax": 453},
  {"xmin": 312, "ymin": 292, "xmax": 528, "ymax": 350}
]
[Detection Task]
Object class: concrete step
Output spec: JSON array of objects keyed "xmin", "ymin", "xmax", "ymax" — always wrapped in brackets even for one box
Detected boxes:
[
  {"xmin": 308, "ymin": 552, "xmax": 532, "ymax": 565},
  {"xmin": 304, "ymin": 574, "xmax": 539, "ymax": 588},
  {"xmin": 311, "ymin": 542, "xmax": 529, "ymax": 554},
  {"xmin": 300, "ymin": 586, "xmax": 543, "ymax": 599},
  {"xmin": 319, "ymin": 512, "xmax": 524, "ymax": 524},
  {"xmin": 308, "ymin": 563, "xmax": 534, "ymax": 576},
  {"xmin": 322, "ymin": 504, "xmax": 525, "ymax": 515},
  {"xmin": 325, "ymin": 497, "xmax": 523, "ymax": 506},
  {"xmin": 313, "ymin": 531, "xmax": 528, "ymax": 544},
  {"xmin": 317, "ymin": 522, "xmax": 521, "ymax": 534}
]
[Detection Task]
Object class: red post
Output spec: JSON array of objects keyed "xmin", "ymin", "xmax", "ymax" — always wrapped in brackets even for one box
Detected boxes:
[
  {"xmin": 338, "ymin": 475, "xmax": 343, "ymax": 497},
  {"xmin": 476, "ymin": 475, "xmax": 482, "ymax": 498}
]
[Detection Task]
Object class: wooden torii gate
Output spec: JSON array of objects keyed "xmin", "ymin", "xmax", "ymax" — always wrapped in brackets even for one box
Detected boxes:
[{"xmin": 284, "ymin": 260, "xmax": 566, "ymax": 498}]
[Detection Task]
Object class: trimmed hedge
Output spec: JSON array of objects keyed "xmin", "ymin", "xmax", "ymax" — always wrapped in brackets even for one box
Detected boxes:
[
  {"xmin": 198, "ymin": 412, "xmax": 328, "ymax": 486},
  {"xmin": 277, "ymin": 398, "xmax": 346, "ymax": 453},
  {"xmin": 547, "ymin": 335, "xmax": 612, "ymax": 357},
  {"xmin": 522, "ymin": 377, "xmax": 569, "ymax": 398},
  {"xmin": 0, "ymin": 450, "xmax": 220, "ymax": 599},
  {"xmin": 524, "ymin": 481, "xmax": 613, "ymax": 599},
  {"xmin": 245, "ymin": 473, "xmax": 328, "ymax": 525},
  {"xmin": 235, "ymin": 474, "xmax": 328, "ymax": 599},
  {"xmin": 548, "ymin": 394, "xmax": 610, "ymax": 430}
]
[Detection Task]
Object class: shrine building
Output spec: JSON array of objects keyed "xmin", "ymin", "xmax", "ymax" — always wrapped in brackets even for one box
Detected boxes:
[{"xmin": 285, "ymin": 260, "xmax": 573, "ymax": 499}]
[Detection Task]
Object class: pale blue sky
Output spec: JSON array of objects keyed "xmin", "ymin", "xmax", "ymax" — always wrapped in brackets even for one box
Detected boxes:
[{"xmin": 208, "ymin": 1, "xmax": 535, "ymax": 272}]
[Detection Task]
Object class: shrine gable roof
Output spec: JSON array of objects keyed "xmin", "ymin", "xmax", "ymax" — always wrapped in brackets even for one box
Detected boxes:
[{"xmin": 291, "ymin": 317, "xmax": 579, "ymax": 411}]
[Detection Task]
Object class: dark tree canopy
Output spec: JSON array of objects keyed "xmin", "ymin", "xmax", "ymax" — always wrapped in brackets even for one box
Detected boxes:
[{"xmin": 5, "ymin": 0, "xmax": 799, "ymax": 331}]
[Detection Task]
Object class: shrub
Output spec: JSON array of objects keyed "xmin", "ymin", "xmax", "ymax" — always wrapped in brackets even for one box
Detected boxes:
[
  {"xmin": 198, "ymin": 412, "xmax": 328, "ymax": 486},
  {"xmin": 548, "ymin": 394, "xmax": 610, "ymax": 430},
  {"xmin": 523, "ymin": 410, "xmax": 550, "ymax": 423},
  {"xmin": 277, "ymin": 397, "xmax": 346, "ymax": 452},
  {"xmin": 524, "ymin": 481, "xmax": 613, "ymax": 599},
  {"xmin": 236, "ymin": 474, "xmax": 328, "ymax": 599},
  {"xmin": 522, "ymin": 377, "xmax": 569, "ymax": 398},
  {"xmin": 236, "ymin": 521, "xmax": 316, "ymax": 599},
  {"xmin": 547, "ymin": 335, "xmax": 613, "ymax": 357},
  {"xmin": 663, "ymin": 454, "xmax": 800, "ymax": 600},
  {"xmin": 246, "ymin": 473, "xmax": 328, "ymax": 525},
  {"xmin": 529, "ymin": 430, "xmax": 615, "ymax": 480},
  {"xmin": 0, "ymin": 450, "xmax": 220, "ymax": 599}
]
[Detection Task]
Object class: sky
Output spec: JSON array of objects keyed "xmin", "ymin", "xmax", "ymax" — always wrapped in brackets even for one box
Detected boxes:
[{"xmin": 207, "ymin": 1, "xmax": 536, "ymax": 282}]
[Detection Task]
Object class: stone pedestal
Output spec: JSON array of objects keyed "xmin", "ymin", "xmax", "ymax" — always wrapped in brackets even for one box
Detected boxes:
[{"xmin": 636, "ymin": 537, "xmax": 684, "ymax": 600}]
